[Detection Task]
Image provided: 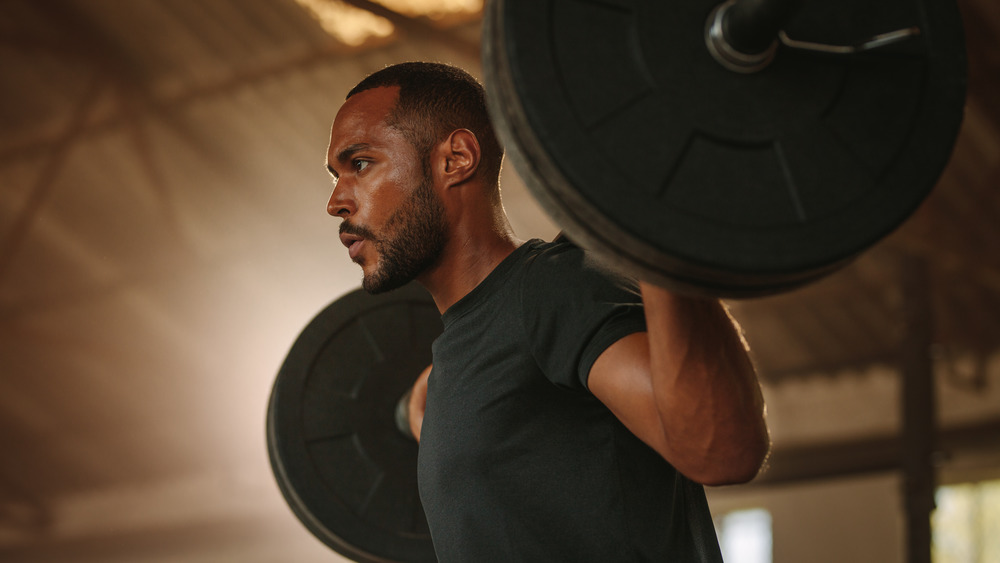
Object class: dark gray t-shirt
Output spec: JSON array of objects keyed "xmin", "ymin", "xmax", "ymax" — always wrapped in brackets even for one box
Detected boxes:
[{"xmin": 417, "ymin": 239, "xmax": 722, "ymax": 562}]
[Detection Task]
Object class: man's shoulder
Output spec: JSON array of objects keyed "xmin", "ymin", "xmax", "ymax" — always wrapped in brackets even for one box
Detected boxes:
[
  {"xmin": 518, "ymin": 236, "xmax": 640, "ymax": 299},
  {"xmin": 521, "ymin": 236, "xmax": 628, "ymax": 278},
  {"xmin": 520, "ymin": 235, "xmax": 584, "ymax": 268}
]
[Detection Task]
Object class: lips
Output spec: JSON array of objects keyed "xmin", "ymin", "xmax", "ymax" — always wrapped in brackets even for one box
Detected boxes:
[{"xmin": 339, "ymin": 232, "xmax": 364, "ymax": 260}]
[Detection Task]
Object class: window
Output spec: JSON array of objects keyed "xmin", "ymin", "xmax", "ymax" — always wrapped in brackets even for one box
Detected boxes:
[
  {"xmin": 933, "ymin": 479, "xmax": 1000, "ymax": 563},
  {"xmin": 716, "ymin": 508, "xmax": 773, "ymax": 563}
]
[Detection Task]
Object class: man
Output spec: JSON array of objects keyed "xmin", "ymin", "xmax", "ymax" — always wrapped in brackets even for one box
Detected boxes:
[{"xmin": 326, "ymin": 62, "xmax": 769, "ymax": 562}]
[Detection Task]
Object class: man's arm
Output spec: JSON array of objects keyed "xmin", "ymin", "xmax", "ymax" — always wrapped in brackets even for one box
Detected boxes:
[{"xmin": 587, "ymin": 282, "xmax": 770, "ymax": 486}]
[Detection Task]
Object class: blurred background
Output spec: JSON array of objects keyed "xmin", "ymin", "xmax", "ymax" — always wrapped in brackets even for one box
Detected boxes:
[{"xmin": 0, "ymin": 0, "xmax": 997, "ymax": 561}]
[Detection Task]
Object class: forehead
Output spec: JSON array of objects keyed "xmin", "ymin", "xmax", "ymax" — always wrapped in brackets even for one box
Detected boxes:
[{"xmin": 327, "ymin": 86, "xmax": 404, "ymax": 158}]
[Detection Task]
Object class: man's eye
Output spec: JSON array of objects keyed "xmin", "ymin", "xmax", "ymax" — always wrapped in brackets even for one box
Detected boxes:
[{"xmin": 353, "ymin": 159, "xmax": 370, "ymax": 172}]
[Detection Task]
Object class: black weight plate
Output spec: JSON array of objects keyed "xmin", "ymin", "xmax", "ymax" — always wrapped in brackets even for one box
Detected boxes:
[
  {"xmin": 267, "ymin": 282, "xmax": 440, "ymax": 562},
  {"xmin": 483, "ymin": 0, "xmax": 966, "ymax": 296}
]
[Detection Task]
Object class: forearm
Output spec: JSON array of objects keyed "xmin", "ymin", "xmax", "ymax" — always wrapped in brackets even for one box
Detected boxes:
[{"xmin": 641, "ymin": 282, "xmax": 769, "ymax": 485}]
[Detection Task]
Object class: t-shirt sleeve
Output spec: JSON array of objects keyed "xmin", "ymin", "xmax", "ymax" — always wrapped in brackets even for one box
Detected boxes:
[{"xmin": 520, "ymin": 242, "xmax": 647, "ymax": 391}]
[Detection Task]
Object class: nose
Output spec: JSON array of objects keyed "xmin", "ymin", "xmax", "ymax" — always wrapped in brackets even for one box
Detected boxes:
[{"xmin": 327, "ymin": 179, "xmax": 355, "ymax": 218}]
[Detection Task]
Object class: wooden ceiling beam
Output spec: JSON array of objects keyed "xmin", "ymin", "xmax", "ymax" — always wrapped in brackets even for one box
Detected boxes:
[
  {"xmin": 0, "ymin": 7, "xmax": 483, "ymax": 167},
  {"xmin": 893, "ymin": 235, "xmax": 1000, "ymax": 295},
  {"xmin": 751, "ymin": 417, "xmax": 1000, "ymax": 487},
  {"xmin": 759, "ymin": 352, "xmax": 897, "ymax": 383},
  {"xmin": 0, "ymin": 78, "xmax": 107, "ymax": 284}
]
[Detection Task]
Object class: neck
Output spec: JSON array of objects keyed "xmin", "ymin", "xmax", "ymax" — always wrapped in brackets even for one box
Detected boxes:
[{"xmin": 418, "ymin": 197, "xmax": 522, "ymax": 313}]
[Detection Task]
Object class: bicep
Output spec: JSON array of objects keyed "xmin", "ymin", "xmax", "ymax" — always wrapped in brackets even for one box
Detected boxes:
[{"xmin": 587, "ymin": 332, "xmax": 670, "ymax": 460}]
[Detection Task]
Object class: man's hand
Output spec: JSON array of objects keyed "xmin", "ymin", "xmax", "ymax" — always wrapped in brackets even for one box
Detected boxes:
[{"xmin": 408, "ymin": 364, "xmax": 432, "ymax": 442}]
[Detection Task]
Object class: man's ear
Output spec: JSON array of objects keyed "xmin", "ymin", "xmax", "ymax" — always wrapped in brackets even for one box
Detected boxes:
[{"xmin": 435, "ymin": 129, "xmax": 481, "ymax": 189}]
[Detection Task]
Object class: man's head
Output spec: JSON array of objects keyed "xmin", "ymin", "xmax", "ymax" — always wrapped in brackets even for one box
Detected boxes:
[
  {"xmin": 346, "ymin": 62, "xmax": 504, "ymax": 190},
  {"xmin": 326, "ymin": 62, "xmax": 503, "ymax": 294}
]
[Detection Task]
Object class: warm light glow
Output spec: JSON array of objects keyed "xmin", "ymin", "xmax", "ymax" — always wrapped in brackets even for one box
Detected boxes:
[
  {"xmin": 378, "ymin": 0, "xmax": 482, "ymax": 20},
  {"xmin": 296, "ymin": 0, "xmax": 483, "ymax": 44},
  {"xmin": 295, "ymin": 0, "xmax": 395, "ymax": 46}
]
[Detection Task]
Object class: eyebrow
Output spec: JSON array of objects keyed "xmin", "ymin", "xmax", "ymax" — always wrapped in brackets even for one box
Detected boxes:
[{"xmin": 327, "ymin": 143, "xmax": 372, "ymax": 178}]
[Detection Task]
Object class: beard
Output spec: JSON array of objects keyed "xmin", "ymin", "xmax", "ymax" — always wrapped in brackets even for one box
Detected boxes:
[{"xmin": 341, "ymin": 173, "xmax": 449, "ymax": 294}]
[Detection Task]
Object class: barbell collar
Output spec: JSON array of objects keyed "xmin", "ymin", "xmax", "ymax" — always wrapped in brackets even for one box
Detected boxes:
[{"xmin": 706, "ymin": 0, "xmax": 803, "ymax": 73}]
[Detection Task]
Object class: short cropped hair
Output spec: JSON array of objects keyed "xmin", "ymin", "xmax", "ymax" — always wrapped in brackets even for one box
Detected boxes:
[{"xmin": 347, "ymin": 62, "xmax": 504, "ymax": 189}]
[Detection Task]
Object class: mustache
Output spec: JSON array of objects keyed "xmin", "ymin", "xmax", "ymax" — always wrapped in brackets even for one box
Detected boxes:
[{"xmin": 339, "ymin": 220, "xmax": 378, "ymax": 242}]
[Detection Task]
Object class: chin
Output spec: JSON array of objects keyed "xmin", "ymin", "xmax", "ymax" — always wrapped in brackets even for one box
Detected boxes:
[{"xmin": 362, "ymin": 275, "xmax": 410, "ymax": 295}]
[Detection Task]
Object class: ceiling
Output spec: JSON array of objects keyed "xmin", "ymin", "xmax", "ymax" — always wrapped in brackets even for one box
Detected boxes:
[{"xmin": 0, "ymin": 0, "xmax": 997, "ymax": 560}]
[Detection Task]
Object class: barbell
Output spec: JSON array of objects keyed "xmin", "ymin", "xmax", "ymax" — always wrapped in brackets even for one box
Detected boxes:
[
  {"xmin": 267, "ymin": 283, "xmax": 440, "ymax": 562},
  {"xmin": 483, "ymin": 0, "xmax": 965, "ymax": 297},
  {"xmin": 269, "ymin": 0, "xmax": 967, "ymax": 560}
]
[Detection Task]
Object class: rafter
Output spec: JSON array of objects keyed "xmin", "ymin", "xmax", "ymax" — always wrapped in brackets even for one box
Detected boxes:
[
  {"xmin": 0, "ymin": 2, "xmax": 484, "ymax": 166},
  {"xmin": 0, "ymin": 76, "xmax": 106, "ymax": 284}
]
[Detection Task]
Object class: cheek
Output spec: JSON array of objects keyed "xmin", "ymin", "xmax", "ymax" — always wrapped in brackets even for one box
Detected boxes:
[
  {"xmin": 368, "ymin": 169, "xmax": 422, "ymax": 223},
  {"xmin": 363, "ymin": 184, "xmax": 406, "ymax": 229}
]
